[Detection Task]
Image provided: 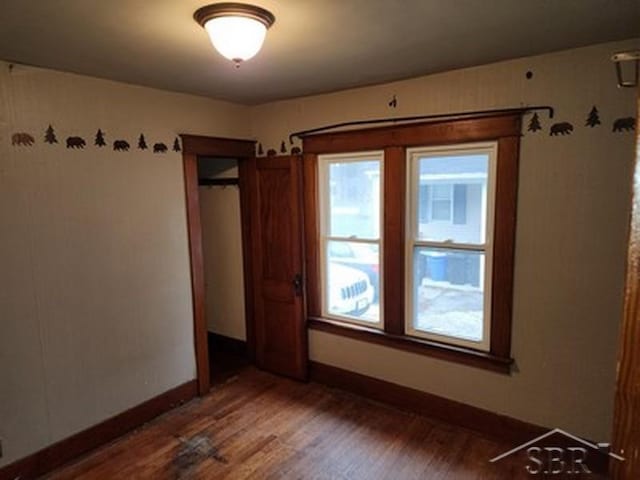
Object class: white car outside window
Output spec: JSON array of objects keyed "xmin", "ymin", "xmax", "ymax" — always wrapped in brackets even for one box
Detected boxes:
[{"xmin": 327, "ymin": 263, "xmax": 374, "ymax": 317}]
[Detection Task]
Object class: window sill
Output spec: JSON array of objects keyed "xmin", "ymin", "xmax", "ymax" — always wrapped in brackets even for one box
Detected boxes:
[{"xmin": 308, "ymin": 317, "xmax": 513, "ymax": 374}]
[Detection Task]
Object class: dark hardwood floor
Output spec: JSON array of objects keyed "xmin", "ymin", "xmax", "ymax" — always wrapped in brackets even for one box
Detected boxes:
[
  {"xmin": 209, "ymin": 347, "xmax": 250, "ymax": 385},
  {"xmin": 44, "ymin": 367, "xmax": 600, "ymax": 479}
]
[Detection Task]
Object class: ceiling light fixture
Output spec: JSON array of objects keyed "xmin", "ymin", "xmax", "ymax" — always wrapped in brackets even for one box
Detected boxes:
[{"xmin": 194, "ymin": 3, "xmax": 275, "ymax": 67}]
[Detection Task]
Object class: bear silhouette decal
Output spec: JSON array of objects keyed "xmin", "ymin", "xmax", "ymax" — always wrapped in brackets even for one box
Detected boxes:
[
  {"xmin": 550, "ymin": 122, "xmax": 574, "ymax": 136},
  {"xmin": 113, "ymin": 140, "xmax": 130, "ymax": 151},
  {"xmin": 66, "ymin": 136, "xmax": 86, "ymax": 149}
]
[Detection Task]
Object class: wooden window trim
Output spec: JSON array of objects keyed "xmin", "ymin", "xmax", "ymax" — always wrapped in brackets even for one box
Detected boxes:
[
  {"xmin": 302, "ymin": 114, "xmax": 520, "ymax": 374},
  {"xmin": 303, "ymin": 115, "xmax": 520, "ymax": 154},
  {"xmin": 308, "ymin": 317, "xmax": 512, "ymax": 373}
]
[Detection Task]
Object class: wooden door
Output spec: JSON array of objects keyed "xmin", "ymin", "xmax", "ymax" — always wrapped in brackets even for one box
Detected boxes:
[
  {"xmin": 247, "ymin": 155, "xmax": 307, "ymax": 380},
  {"xmin": 612, "ymin": 96, "xmax": 640, "ymax": 478}
]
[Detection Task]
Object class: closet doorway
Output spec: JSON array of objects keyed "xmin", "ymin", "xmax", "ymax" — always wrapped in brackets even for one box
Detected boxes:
[
  {"xmin": 181, "ymin": 135, "xmax": 256, "ymax": 395},
  {"xmin": 198, "ymin": 157, "xmax": 250, "ymax": 384},
  {"xmin": 181, "ymin": 135, "xmax": 308, "ymax": 395}
]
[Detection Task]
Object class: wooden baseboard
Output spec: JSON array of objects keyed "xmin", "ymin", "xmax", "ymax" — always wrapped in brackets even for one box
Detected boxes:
[
  {"xmin": 309, "ymin": 361, "xmax": 546, "ymax": 445},
  {"xmin": 207, "ymin": 332, "xmax": 248, "ymax": 357},
  {"xmin": 0, "ymin": 380, "xmax": 198, "ymax": 480},
  {"xmin": 311, "ymin": 362, "xmax": 610, "ymax": 474}
]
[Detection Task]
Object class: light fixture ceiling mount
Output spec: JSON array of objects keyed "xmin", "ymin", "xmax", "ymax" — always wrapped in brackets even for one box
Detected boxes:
[{"xmin": 194, "ymin": 3, "xmax": 275, "ymax": 66}]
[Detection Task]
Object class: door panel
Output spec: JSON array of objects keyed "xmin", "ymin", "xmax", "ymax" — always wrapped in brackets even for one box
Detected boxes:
[
  {"xmin": 248, "ymin": 155, "xmax": 307, "ymax": 380},
  {"xmin": 259, "ymin": 168, "xmax": 293, "ymax": 280}
]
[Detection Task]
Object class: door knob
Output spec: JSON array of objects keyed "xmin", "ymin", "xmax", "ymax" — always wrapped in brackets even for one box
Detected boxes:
[{"xmin": 293, "ymin": 274, "xmax": 303, "ymax": 296}]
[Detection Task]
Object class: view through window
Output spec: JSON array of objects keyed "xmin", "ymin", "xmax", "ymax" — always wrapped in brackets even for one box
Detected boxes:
[
  {"xmin": 319, "ymin": 152, "xmax": 383, "ymax": 327},
  {"xmin": 407, "ymin": 144, "xmax": 496, "ymax": 351}
]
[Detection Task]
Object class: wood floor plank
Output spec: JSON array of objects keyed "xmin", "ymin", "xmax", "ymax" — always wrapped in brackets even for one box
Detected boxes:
[{"xmin": 46, "ymin": 367, "xmax": 542, "ymax": 479}]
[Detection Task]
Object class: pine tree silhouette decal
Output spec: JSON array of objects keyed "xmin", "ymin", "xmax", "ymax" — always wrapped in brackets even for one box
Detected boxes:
[
  {"xmin": 95, "ymin": 129, "xmax": 106, "ymax": 147},
  {"xmin": 528, "ymin": 113, "xmax": 542, "ymax": 132},
  {"xmin": 585, "ymin": 106, "xmax": 601, "ymax": 127},
  {"xmin": 44, "ymin": 125, "xmax": 58, "ymax": 144},
  {"xmin": 173, "ymin": 137, "xmax": 181, "ymax": 152},
  {"xmin": 138, "ymin": 134, "xmax": 148, "ymax": 150}
]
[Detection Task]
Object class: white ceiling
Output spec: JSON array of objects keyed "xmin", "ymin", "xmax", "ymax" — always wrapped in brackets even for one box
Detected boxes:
[{"xmin": 1, "ymin": 1, "xmax": 638, "ymax": 104}]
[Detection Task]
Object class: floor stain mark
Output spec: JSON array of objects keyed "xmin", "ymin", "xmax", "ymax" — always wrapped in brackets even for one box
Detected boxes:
[{"xmin": 173, "ymin": 434, "xmax": 228, "ymax": 473}]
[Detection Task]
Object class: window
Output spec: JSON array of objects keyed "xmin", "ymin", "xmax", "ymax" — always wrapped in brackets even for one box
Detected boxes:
[
  {"xmin": 428, "ymin": 184, "xmax": 453, "ymax": 222},
  {"xmin": 303, "ymin": 115, "xmax": 520, "ymax": 373},
  {"xmin": 407, "ymin": 143, "xmax": 497, "ymax": 351},
  {"xmin": 318, "ymin": 152, "xmax": 383, "ymax": 327}
]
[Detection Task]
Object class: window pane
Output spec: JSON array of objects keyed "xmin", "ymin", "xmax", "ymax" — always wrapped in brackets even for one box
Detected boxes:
[
  {"xmin": 329, "ymin": 160, "xmax": 380, "ymax": 239},
  {"xmin": 432, "ymin": 184, "xmax": 451, "ymax": 200},
  {"xmin": 431, "ymin": 200, "xmax": 452, "ymax": 221},
  {"xmin": 412, "ymin": 247, "xmax": 485, "ymax": 342},
  {"xmin": 327, "ymin": 240, "xmax": 379, "ymax": 323},
  {"xmin": 416, "ymin": 154, "xmax": 488, "ymax": 244}
]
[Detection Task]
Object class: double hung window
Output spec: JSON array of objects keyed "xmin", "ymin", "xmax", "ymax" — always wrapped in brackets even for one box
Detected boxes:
[{"xmin": 304, "ymin": 115, "xmax": 520, "ymax": 372}]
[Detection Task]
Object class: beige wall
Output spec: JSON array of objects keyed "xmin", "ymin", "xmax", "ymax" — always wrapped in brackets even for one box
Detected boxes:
[
  {"xmin": 251, "ymin": 39, "xmax": 639, "ymax": 441},
  {"xmin": 0, "ymin": 62, "xmax": 250, "ymax": 466},
  {"xmin": 199, "ymin": 162, "xmax": 247, "ymax": 340}
]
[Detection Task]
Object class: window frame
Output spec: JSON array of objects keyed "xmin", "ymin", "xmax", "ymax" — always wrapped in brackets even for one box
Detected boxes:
[
  {"xmin": 301, "ymin": 114, "xmax": 521, "ymax": 374},
  {"xmin": 317, "ymin": 151, "xmax": 385, "ymax": 329},
  {"xmin": 405, "ymin": 142, "xmax": 498, "ymax": 351}
]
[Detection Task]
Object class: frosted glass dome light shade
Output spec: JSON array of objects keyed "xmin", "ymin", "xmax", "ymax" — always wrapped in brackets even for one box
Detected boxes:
[
  {"xmin": 204, "ymin": 16, "xmax": 266, "ymax": 62},
  {"xmin": 194, "ymin": 3, "xmax": 275, "ymax": 65}
]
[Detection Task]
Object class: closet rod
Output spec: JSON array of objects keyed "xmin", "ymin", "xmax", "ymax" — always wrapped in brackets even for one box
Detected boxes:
[{"xmin": 198, "ymin": 178, "xmax": 239, "ymax": 187}]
